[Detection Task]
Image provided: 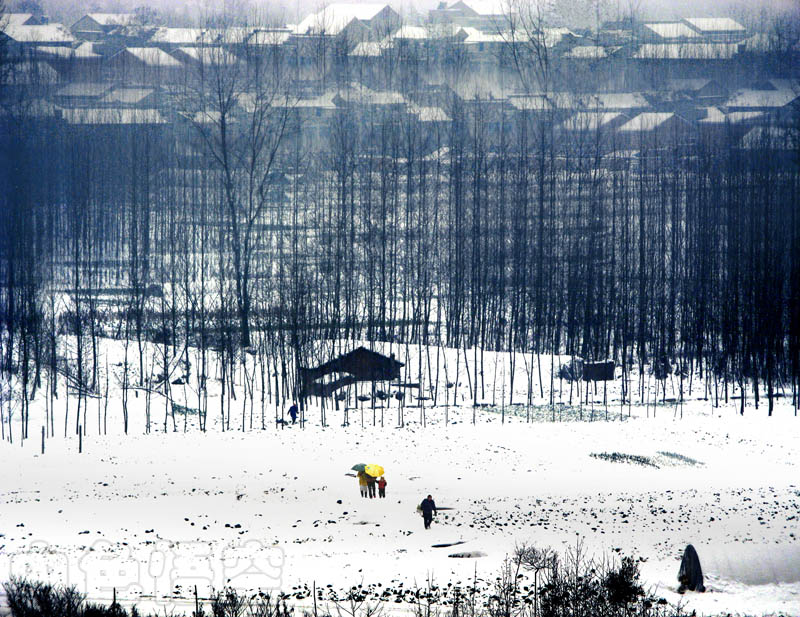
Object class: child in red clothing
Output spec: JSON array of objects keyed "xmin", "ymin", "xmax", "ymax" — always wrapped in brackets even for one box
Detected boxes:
[{"xmin": 377, "ymin": 476, "xmax": 387, "ymax": 498}]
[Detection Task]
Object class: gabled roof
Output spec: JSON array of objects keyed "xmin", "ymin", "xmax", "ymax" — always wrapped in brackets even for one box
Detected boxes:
[
  {"xmin": 4, "ymin": 13, "xmax": 37, "ymax": 26},
  {"xmin": 390, "ymin": 25, "xmax": 431, "ymax": 40},
  {"xmin": 36, "ymin": 42, "xmax": 101, "ymax": 58},
  {"xmin": 294, "ymin": 3, "xmax": 391, "ymax": 36},
  {"xmin": 457, "ymin": 26, "xmax": 506, "ymax": 44},
  {"xmin": 698, "ymin": 107, "xmax": 763, "ymax": 124},
  {"xmin": 449, "ymin": 0, "xmax": 508, "ymax": 17},
  {"xmin": 643, "ymin": 22, "xmax": 700, "ymax": 39},
  {"xmin": 122, "ymin": 47, "xmax": 183, "ymax": 67},
  {"xmin": 508, "ymin": 94, "xmax": 551, "ymax": 111},
  {"xmin": 61, "ymin": 108, "xmax": 166, "ymax": 124},
  {"xmin": 56, "ymin": 82, "xmax": 112, "ymax": 98},
  {"xmin": 408, "ymin": 105, "xmax": 450, "ymax": 122},
  {"xmin": 617, "ymin": 112, "xmax": 683, "ymax": 132},
  {"xmin": 85, "ymin": 13, "xmax": 137, "ymax": 27},
  {"xmin": 2, "ymin": 24, "xmax": 75, "ymax": 44},
  {"xmin": 726, "ymin": 89, "xmax": 800, "ymax": 109},
  {"xmin": 682, "ymin": 18, "xmax": 744, "ymax": 33},
  {"xmin": 560, "ymin": 111, "xmax": 628, "ymax": 132},
  {"xmin": 100, "ymin": 87, "xmax": 155, "ymax": 105},
  {"xmin": 149, "ymin": 27, "xmax": 208, "ymax": 45},
  {"xmin": 351, "ymin": 41, "xmax": 383, "ymax": 56}
]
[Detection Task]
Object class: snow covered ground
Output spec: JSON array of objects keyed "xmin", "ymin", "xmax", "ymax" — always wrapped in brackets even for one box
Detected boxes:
[{"xmin": 1, "ymin": 340, "xmax": 799, "ymax": 616}]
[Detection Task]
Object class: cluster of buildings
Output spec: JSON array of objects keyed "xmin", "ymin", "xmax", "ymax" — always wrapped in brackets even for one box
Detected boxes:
[{"xmin": 1, "ymin": 3, "xmax": 798, "ymax": 155}]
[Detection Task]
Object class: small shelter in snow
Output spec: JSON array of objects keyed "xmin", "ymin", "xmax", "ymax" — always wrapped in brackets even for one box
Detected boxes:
[{"xmin": 300, "ymin": 347, "xmax": 404, "ymax": 397}]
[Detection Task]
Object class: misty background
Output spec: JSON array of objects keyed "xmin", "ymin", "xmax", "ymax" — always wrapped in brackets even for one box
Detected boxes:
[{"xmin": 19, "ymin": 0, "xmax": 800, "ymax": 31}]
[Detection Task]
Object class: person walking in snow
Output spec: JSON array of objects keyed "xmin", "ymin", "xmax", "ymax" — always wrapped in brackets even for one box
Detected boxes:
[
  {"xmin": 366, "ymin": 474, "xmax": 377, "ymax": 498},
  {"xmin": 357, "ymin": 471, "xmax": 368, "ymax": 498},
  {"xmin": 288, "ymin": 404, "xmax": 298, "ymax": 424},
  {"xmin": 377, "ymin": 476, "xmax": 387, "ymax": 498},
  {"xmin": 420, "ymin": 494, "xmax": 437, "ymax": 529}
]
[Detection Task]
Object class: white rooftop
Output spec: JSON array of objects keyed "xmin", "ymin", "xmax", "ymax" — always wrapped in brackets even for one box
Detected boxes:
[
  {"xmin": 85, "ymin": 13, "xmax": 137, "ymax": 27},
  {"xmin": 1, "ymin": 24, "xmax": 75, "ymax": 44},
  {"xmin": 683, "ymin": 17, "xmax": 745, "ymax": 33},
  {"xmin": 294, "ymin": 4, "xmax": 389, "ymax": 36},
  {"xmin": 617, "ymin": 112, "xmax": 679, "ymax": 132},
  {"xmin": 726, "ymin": 89, "xmax": 800, "ymax": 109},
  {"xmin": 124, "ymin": 47, "xmax": 183, "ymax": 67},
  {"xmin": 560, "ymin": 111, "xmax": 627, "ymax": 132},
  {"xmin": 643, "ymin": 22, "xmax": 700, "ymax": 39}
]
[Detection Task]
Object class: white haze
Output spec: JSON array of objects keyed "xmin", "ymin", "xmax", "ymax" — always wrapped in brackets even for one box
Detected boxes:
[{"xmin": 32, "ymin": 0, "xmax": 800, "ymax": 29}]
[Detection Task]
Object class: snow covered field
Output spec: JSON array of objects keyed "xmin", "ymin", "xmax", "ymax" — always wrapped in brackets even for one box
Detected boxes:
[{"xmin": 1, "ymin": 340, "xmax": 799, "ymax": 616}]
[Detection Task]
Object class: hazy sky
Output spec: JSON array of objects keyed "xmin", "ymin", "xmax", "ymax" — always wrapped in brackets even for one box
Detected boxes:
[{"xmin": 33, "ymin": 0, "xmax": 800, "ymax": 29}]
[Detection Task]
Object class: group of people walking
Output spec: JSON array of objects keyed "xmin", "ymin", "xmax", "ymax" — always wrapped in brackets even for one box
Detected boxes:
[
  {"xmin": 354, "ymin": 473, "xmax": 437, "ymax": 529},
  {"xmin": 357, "ymin": 471, "xmax": 387, "ymax": 498}
]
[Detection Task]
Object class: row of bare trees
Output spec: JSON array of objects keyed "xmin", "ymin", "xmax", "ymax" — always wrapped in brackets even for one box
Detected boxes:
[{"xmin": 1, "ymin": 10, "xmax": 799, "ymax": 442}]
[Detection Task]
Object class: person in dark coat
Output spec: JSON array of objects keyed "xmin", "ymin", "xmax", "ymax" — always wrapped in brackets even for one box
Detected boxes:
[
  {"xmin": 377, "ymin": 476, "xmax": 387, "ymax": 498},
  {"xmin": 288, "ymin": 404, "xmax": 298, "ymax": 424},
  {"xmin": 678, "ymin": 544, "xmax": 705, "ymax": 593},
  {"xmin": 366, "ymin": 475, "xmax": 377, "ymax": 498},
  {"xmin": 420, "ymin": 495, "xmax": 436, "ymax": 529}
]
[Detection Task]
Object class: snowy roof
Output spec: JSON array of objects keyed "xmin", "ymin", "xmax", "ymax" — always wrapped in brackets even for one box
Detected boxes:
[
  {"xmin": 508, "ymin": 95, "xmax": 551, "ymax": 111},
  {"xmin": 2, "ymin": 24, "xmax": 75, "ymax": 44},
  {"xmin": 390, "ymin": 25, "xmax": 430, "ymax": 40},
  {"xmin": 457, "ymin": 26, "xmax": 506, "ymax": 44},
  {"xmin": 449, "ymin": 0, "xmax": 508, "ymax": 16},
  {"xmin": 4, "ymin": 13, "xmax": 36, "ymax": 26},
  {"xmin": 682, "ymin": 17, "xmax": 745, "ymax": 33},
  {"xmin": 86, "ymin": 13, "xmax": 137, "ymax": 27},
  {"xmin": 726, "ymin": 89, "xmax": 800, "ymax": 109},
  {"xmin": 698, "ymin": 107, "xmax": 763, "ymax": 124},
  {"xmin": 56, "ymin": 82, "xmax": 111, "ymax": 97},
  {"xmin": 62, "ymin": 108, "xmax": 166, "ymax": 124},
  {"xmin": 123, "ymin": 47, "xmax": 183, "ymax": 67},
  {"xmin": 247, "ymin": 30, "xmax": 292, "ymax": 45},
  {"xmin": 617, "ymin": 112, "xmax": 679, "ymax": 132},
  {"xmin": 643, "ymin": 22, "xmax": 700, "ymax": 39},
  {"xmin": 351, "ymin": 41, "xmax": 383, "ymax": 56},
  {"xmin": 408, "ymin": 105, "xmax": 450, "ymax": 122},
  {"xmin": 149, "ymin": 28, "xmax": 209, "ymax": 45},
  {"xmin": 294, "ymin": 4, "xmax": 390, "ymax": 36},
  {"xmin": 563, "ymin": 45, "xmax": 607, "ymax": 58},
  {"xmin": 634, "ymin": 43, "xmax": 739, "ymax": 59},
  {"xmin": 294, "ymin": 92, "xmax": 338, "ymax": 109},
  {"xmin": 36, "ymin": 42, "xmax": 100, "ymax": 58},
  {"xmin": 100, "ymin": 87, "xmax": 154, "ymax": 105},
  {"xmin": 560, "ymin": 111, "xmax": 627, "ymax": 132}
]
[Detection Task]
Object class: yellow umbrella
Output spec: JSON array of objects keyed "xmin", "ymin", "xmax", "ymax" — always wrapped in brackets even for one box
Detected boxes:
[{"xmin": 365, "ymin": 464, "xmax": 384, "ymax": 477}]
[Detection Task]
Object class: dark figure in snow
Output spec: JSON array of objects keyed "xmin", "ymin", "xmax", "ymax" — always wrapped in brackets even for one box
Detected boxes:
[
  {"xmin": 678, "ymin": 544, "xmax": 705, "ymax": 593},
  {"xmin": 288, "ymin": 404, "xmax": 298, "ymax": 424},
  {"xmin": 366, "ymin": 475, "xmax": 377, "ymax": 498},
  {"xmin": 378, "ymin": 476, "xmax": 387, "ymax": 498},
  {"xmin": 420, "ymin": 495, "xmax": 437, "ymax": 529}
]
